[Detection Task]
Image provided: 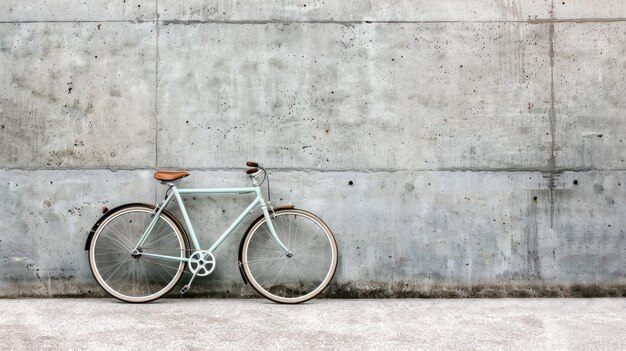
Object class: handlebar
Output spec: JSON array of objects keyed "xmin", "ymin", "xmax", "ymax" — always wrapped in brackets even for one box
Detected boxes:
[{"xmin": 245, "ymin": 161, "xmax": 261, "ymax": 175}]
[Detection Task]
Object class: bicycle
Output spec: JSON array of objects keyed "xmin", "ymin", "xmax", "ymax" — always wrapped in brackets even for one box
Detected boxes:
[{"xmin": 85, "ymin": 162, "xmax": 338, "ymax": 304}]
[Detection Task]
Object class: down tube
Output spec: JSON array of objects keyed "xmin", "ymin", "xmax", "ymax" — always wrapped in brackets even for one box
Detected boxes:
[{"xmin": 207, "ymin": 197, "xmax": 261, "ymax": 253}]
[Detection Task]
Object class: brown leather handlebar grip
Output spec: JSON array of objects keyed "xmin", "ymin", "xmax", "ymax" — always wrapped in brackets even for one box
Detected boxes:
[
  {"xmin": 246, "ymin": 161, "xmax": 259, "ymax": 167},
  {"xmin": 246, "ymin": 168, "xmax": 259, "ymax": 174}
]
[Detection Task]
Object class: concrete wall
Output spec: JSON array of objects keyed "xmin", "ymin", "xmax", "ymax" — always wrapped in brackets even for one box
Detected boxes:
[{"xmin": 1, "ymin": 1, "xmax": 625, "ymax": 298}]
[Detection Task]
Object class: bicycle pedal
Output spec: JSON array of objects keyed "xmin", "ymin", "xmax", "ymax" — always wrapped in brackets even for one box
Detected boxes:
[{"xmin": 180, "ymin": 285, "xmax": 190, "ymax": 294}]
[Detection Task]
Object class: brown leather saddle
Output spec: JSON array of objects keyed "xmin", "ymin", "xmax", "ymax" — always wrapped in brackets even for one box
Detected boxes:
[{"xmin": 153, "ymin": 171, "xmax": 190, "ymax": 181}]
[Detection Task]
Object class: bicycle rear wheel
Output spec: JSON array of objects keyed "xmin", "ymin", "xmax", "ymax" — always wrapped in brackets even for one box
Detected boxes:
[
  {"xmin": 241, "ymin": 209, "xmax": 338, "ymax": 304},
  {"xmin": 88, "ymin": 204, "xmax": 188, "ymax": 303}
]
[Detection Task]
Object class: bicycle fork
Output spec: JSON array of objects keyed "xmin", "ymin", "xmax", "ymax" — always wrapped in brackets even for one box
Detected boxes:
[{"xmin": 261, "ymin": 203, "xmax": 292, "ymax": 256}]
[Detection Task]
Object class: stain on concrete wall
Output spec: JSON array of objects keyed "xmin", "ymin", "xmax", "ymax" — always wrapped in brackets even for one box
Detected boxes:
[{"xmin": 0, "ymin": 1, "xmax": 625, "ymax": 297}]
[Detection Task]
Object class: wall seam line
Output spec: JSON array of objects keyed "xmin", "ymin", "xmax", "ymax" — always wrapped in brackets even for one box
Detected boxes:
[
  {"xmin": 154, "ymin": 0, "xmax": 159, "ymax": 203},
  {"xmin": 2, "ymin": 18, "xmax": 626, "ymax": 25},
  {"xmin": 1, "ymin": 168, "xmax": 624, "ymax": 173},
  {"xmin": 154, "ymin": 0, "xmax": 159, "ymax": 170}
]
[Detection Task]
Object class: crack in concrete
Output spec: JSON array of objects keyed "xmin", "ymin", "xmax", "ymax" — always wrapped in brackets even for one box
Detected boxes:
[
  {"xmin": 547, "ymin": 1, "xmax": 557, "ymax": 229},
  {"xmin": 154, "ymin": 0, "xmax": 160, "ymax": 205}
]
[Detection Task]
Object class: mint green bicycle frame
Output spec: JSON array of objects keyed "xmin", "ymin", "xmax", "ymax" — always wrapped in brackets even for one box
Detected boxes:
[{"xmin": 133, "ymin": 185, "xmax": 290, "ymax": 264}]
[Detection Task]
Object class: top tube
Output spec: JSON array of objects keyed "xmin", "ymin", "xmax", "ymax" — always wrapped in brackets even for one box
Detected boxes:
[{"xmin": 176, "ymin": 187, "xmax": 258, "ymax": 195}]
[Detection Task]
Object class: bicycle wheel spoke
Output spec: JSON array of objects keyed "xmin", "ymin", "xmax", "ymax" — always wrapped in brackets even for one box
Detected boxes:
[
  {"xmin": 141, "ymin": 257, "xmax": 181, "ymax": 273},
  {"xmin": 144, "ymin": 231, "xmax": 176, "ymax": 248},
  {"xmin": 107, "ymin": 224, "xmax": 137, "ymax": 249},
  {"xmin": 94, "ymin": 257, "xmax": 128, "ymax": 264},
  {"xmin": 255, "ymin": 253, "xmax": 288, "ymax": 286},
  {"xmin": 248, "ymin": 247, "xmax": 285, "ymax": 253},
  {"xmin": 99, "ymin": 233, "xmax": 132, "ymax": 253},
  {"xmin": 143, "ymin": 221, "xmax": 176, "ymax": 247},
  {"xmin": 247, "ymin": 256, "xmax": 288, "ymax": 265},
  {"xmin": 94, "ymin": 250, "xmax": 126, "ymax": 256},
  {"xmin": 107, "ymin": 222, "xmax": 134, "ymax": 247},
  {"xmin": 116, "ymin": 265, "xmax": 133, "ymax": 293},
  {"xmin": 252, "ymin": 234, "xmax": 283, "ymax": 252},
  {"xmin": 97, "ymin": 255, "xmax": 131, "ymax": 272},
  {"xmin": 259, "ymin": 227, "xmax": 285, "ymax": 251},
  {"xmin": 293, "ymin": 256, "xmax": 328, "ymax": 269},
  {"xmin": 287, "ymin": 215, "xmax": 292, "ymax": 249},
  {"xmin": 141, "ymin": 263, "xmax": 156, "ymax": 296},
  {"xmin": 268, "ymin": 260, "xmax": 288, "ymax": 288},
  {"xmin": 293, "ymin": 260, "xmax": 302, "ymax": 296},
  {"xmin": 297, "ymin": 253, "xmax": 329, "ymax": 261},
  {"xmin": 292, "ymin": 235, "xmax": 325, "ymax": 253},
  {"xmin": 293, "ymin": 217, "xmax": 300, "ymax": 247},
  {"xmin": 293, "ymin": 257, "xmax": 327, "ymax": 282},
  {"xmin": 103, "ymin": 256, "xmax": 133, "ymax": 283}
]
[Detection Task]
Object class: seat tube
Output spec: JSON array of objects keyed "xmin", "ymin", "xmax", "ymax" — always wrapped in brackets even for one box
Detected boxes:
[
  {"xmin": 173, "ymin": 188, "xmax": 201, "ymax": 250},
  {"xmin": 258, "ymin": 190, "xmax": 290, "ymax": 253}
]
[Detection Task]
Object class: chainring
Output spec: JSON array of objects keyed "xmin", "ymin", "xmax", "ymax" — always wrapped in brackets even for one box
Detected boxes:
[{"xmin": 188, "ymin": 250, "xmax": 216, "ymax": 277}]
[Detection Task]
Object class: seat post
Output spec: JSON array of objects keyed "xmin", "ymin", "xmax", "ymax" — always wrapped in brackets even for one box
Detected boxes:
[{"xmin": 152, "ymin": 183, "xmax": 175, "ymax": 217}]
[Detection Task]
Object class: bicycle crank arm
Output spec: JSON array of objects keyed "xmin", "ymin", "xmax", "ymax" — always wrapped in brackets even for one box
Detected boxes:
[{"xmin": 180, "ymin": 271, "xmax": 198, "ymax": 295}]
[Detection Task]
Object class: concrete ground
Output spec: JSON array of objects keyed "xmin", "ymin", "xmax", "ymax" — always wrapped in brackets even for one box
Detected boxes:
[{"xmin": 0, "ymin": 299, "xmax": 624, "ymax": 350}]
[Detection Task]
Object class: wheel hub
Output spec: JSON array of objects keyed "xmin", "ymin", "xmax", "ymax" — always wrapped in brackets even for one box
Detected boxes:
[{"xmin": 131, "ymin": 247, "xmax": 143, "ymax": 259}]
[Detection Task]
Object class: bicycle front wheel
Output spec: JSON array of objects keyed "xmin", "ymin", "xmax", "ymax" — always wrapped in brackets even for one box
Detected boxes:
[
  {"xmin": 241, "ymin": 209, "xmax": 338, "ymax": 304},
  {"xmin": 88, "ymin": 204, "xmax": 188, "ymax": 303}
]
